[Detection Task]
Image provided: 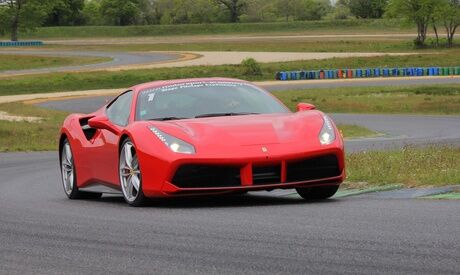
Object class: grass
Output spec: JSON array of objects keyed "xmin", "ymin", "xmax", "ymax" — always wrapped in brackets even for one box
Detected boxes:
[
  {"xmin": 0, "ymin": 54, "xmax": 111, "ymax": 71},
  {"xmin": 273, "ymin": 84, "xmax": 460, "ymax": 115},
  {"xmin": 34, "ymin": 39, "xmax": 460, "ymax": 53},
  {"xmin": 0, "ymin": 103, "xmax": 67, "ymax": 152},
  {"xmin": 345, "ymin": 146, "xmax": 460, "ymax": 188},
  {"xmin": 338, "ymin": 124, "xmax": 379, "ymax": 139},
  {"xmin": 1, "ymin": 51, "xmax": 460, "ymax": 96},
  {"xmin": 3, "ymin": 19, "xmax": 412, "ymax": 39}
]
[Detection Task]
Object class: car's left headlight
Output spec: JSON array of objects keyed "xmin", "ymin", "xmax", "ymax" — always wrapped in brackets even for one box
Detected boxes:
[
  {"xmin": 319, "ymin": 115, "xmax": 336, "ymax": 145},
  {"xmin": 149, "ymin": 126, "xmax": 196, "ymax": 154}
]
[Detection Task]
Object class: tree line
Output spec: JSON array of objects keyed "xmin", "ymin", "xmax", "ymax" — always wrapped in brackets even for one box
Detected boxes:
[{"xmin": 0, "ymin": 0, "xmax": 458, "ymax": 47}]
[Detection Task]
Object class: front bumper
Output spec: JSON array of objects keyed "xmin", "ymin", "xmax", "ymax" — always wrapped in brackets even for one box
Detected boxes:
[{"xmin": 138, "ymin": 146, "xmax": 345, "ymax": 198}]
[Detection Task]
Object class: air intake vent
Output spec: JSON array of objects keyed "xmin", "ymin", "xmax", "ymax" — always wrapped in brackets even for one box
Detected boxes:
[
  {"xmin": 172, "ymin": 165, "xmax": 241, "ymax": 188},
  {"xmin": 252, "ymin": 165, "xmax": 281, "ymax": 185},
  {"xmin": 286, "ymin": 155, "xmax": 340, "ymax": 182}
]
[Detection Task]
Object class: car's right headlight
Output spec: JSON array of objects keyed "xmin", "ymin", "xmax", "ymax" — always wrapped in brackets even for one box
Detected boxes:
[
  {"xmin": 319, "ymin": 115, "xmax": 336, "ymax": 145},
  {"xmin": 149, "ymin": 126, "xmax": 196, "ymax": 154}
]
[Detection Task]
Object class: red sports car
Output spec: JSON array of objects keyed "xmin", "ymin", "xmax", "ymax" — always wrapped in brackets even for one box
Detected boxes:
[{"xmin": 59, "ymin": 78, "xmax": 345, "ymax": 206}]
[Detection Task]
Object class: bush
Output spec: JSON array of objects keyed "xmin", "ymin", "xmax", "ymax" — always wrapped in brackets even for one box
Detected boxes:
[{"xmin": 241, "ymin": 58, "xmax": 262, "ymax": 76}]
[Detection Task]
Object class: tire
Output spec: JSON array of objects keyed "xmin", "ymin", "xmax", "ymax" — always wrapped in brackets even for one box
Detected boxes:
[
  {"xmin": 119, "ymin": 138, "xmax": 147, "ymax": 206},
  {"xmin": 295, "ymin": 185, "xmax": 339, "ymax": 200},
  {"xmin": 60, "ymin": 138, "xmax": 102, "ymax": 200}
]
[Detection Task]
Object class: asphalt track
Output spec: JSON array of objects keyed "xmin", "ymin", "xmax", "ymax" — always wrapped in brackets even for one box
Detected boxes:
[
  {"xmin": 0, "ymin": 50, "xmax": 180, "ymax": 75},
  {"xmin": 2, "ymin": 64, "xmax": 460, "ymax": 274},
  {"xmin": 1, "ymin": 152, "xmax": 460, "ymax": 274}
]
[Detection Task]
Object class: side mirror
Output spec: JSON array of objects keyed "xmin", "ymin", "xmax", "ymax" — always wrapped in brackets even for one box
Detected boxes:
[
  {"xmin": 296, "ymin": 103, "xmax": 316, "ymax": 112},
  {"xmin": 88, "ymin": 115, "xmax": 120, "ymax": 135}
]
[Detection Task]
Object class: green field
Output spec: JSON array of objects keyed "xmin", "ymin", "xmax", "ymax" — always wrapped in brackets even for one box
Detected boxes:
[
  {"xmin": 0, "ymin": 54, "xmax": 111, "ymax": 71},
  {"xmin": 33, "ymin": 38, "xmax": 460, "ymax": 53},
  {"xmin": 3, "ymin": 19, "xmax": 412, "ymax": 39},
  {"xmin": 338, "ymin": 124, "xmax": 380, "ymax": 139},
  {"xmin": 1, "ymin": 51, "xmax": 460, "ymax": 96},
  {"xmin": 0, "ymin": 103, "xmax": 67, "ymax": 152},
  {"xmin": 273, "ymin": 84, "xmax": 460, "ymax": 115},
  {"xmin": 345, "ymin": 146, "xmax": 460, "ymax": 188}
]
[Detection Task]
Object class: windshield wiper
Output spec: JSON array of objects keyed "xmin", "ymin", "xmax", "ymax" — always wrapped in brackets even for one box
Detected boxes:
[
  {"xmin": 195, "ymin": 112, "xmax": 259, "ymax": 118},
  {"xmin": 149, "ymin": 117, "xmax": 187, "ymax": 121}
]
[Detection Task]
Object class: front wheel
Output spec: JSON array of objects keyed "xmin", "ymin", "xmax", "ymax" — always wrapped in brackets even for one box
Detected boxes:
[
  {"xmin": 60, "ymin": 139, "xmax": 102, "ymax": 200},
  {"xmin": 119, "ymin": 139, "xmax": 147, "ymax": 206},
  {"xmin": 296, "ymin": 185, "xmax": 339, "ymax": 200}
]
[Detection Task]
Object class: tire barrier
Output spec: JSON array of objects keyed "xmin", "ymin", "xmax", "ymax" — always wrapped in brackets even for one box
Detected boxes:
[
  {"xmin": 275, "ymin": 66, "xmax": 460, "ymax": 81},
  {"xmin": 0, "ymin": 41, "xmax": 43, "ymax": 47}
]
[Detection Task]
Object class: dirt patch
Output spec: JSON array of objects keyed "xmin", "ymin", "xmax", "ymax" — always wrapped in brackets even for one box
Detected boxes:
[{"xmin": 0, "ymin": 111, "xmax": 42, "ymax": 122}]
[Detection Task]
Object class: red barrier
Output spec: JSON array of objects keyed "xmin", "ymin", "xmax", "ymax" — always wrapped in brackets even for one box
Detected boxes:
[
  {"xmin": 319, "ymin": 70, "xmax": 325, "ymax": 79},
  {"xmin": 347, "ymin": 69, "xmax": 353, "ymax": 78}
]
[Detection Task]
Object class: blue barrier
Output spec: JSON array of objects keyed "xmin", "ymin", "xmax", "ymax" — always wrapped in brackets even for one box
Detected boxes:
[
  {"xmin": 383, "ymin": 68, "xmax": 389, "ymax": 77},
  {"xmin": 299, "ymin": 71, "xmax": 306, "ymax": 80},
  {"xmin": 365, "ymin": 69, "xmax": 371, "ymax": 77},
  {"xmin": 280, "ymin": 72, "xmax": 287, "ymax": 81},
  {"xmin": 405, "ymin": 68, "xmax": 412, "ymax": 76},
  {"xmin": 416, "ymin": 68, "xmax": 423, "ymax": 76},
  {"xmin": 0, "ymin": 41, "xmax": 43, "ymax": 47},
  {"xmin": 275, "ymin": 65, "xmax": 459, "ymax": 81}
]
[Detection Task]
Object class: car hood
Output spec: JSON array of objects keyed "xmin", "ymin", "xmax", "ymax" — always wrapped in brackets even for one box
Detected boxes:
[{"xmin": 149, "ymin": 112, "xmax": 325, "ymax": 147}]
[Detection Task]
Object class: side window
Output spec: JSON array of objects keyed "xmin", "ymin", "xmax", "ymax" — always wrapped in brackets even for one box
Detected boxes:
[{"xmin": 106, "ymin": 91, "xmax": 133, "ymax": 126}]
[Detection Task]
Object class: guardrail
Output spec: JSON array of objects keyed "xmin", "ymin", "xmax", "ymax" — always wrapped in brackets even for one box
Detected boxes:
[
  {"xmin": 275, "ymin": 67, "xmax": 460, "ymax": 81},
  {"xmin": 0, "ymin": 41, "xmax": 43, "ymax": 47}
]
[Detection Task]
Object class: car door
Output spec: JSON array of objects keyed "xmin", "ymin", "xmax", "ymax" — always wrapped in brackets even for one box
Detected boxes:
[{"xmin": 91, "ymin": 91, "xmax": 134, "ymax": 186}]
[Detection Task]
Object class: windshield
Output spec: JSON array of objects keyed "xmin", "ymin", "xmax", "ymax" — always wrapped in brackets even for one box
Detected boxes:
[{"xmin": 136, "ymin": 81, "xmax": 290, "ymax": 121}]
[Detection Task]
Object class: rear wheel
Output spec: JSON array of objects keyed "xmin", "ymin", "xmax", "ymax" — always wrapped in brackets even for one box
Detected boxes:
[
  {"xmin": 296, "ymin": 185, "xmax": 339, "ymax": 200},
  {"xmin": 60, "ymin": 139, "xmax": 102, "ymax": 200},
  {"xmin": 119, "ymin": 139, "xmax": 147, "ymax": 206}
]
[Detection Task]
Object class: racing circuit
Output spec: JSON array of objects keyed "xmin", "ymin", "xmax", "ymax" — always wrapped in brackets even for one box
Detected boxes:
[{"xmin": 1, "ymin": 50, "xmax": 460, "ymax": 274}]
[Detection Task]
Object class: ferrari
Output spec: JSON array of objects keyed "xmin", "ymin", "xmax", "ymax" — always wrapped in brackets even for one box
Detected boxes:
[{"xmin": 59, "ymin": 78, "xmax": 345, "ymax": 206}]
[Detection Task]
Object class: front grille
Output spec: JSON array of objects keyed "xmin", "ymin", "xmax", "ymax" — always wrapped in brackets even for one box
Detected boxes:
[
  {"xmin": 172, "ymin": 165, "xmax": 241, "ymax": 188},
  {"xmin": 286, "ymin": 155, "xmax": 341, "ymax": 182},
  {"xmin": 252, "ymin": 165, "xmax": 281, "ymax": 185}
]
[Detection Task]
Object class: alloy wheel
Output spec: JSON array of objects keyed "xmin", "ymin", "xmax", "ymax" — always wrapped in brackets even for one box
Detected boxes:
[
  {"xmin": 119, "ymin": 141, "xmax": 141, "ymax": 202},
  {"xmin": 61, "ymin": 142, "xmax": 74, "ymax": 196}
]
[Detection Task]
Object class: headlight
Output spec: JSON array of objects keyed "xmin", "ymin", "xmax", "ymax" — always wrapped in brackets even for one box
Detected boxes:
[
  {"xmin": 319, "ymin": 115, "xmax": 336, "ymax": 145},
  {"xmin": 149, "ymin": 126, "xmax": 195, "ymax": 154}
]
